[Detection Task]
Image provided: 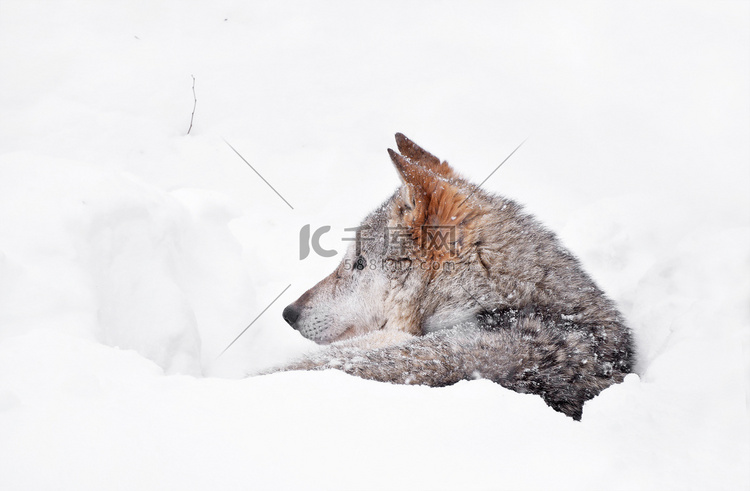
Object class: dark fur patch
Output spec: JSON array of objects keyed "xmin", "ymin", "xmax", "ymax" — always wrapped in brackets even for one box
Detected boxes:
[{"xmin": 275, "ymin": 134, "xmax": 635, "ymax": 420}]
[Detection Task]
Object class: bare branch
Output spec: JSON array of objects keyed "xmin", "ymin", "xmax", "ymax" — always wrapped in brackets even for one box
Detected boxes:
[{"xmin": 187, "ymin": 75, "xmax": 197, "ymax": 135}]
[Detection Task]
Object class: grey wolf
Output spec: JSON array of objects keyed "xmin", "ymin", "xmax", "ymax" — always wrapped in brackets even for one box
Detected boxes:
[{"xmin": 276, "ymin": 133, "xmax": 634, "ymax": 420}]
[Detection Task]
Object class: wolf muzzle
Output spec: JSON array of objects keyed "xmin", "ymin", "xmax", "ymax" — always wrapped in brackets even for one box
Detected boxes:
[{"xmin": 282, "ymin": 303, "xmax": 301, "ymax": 329}]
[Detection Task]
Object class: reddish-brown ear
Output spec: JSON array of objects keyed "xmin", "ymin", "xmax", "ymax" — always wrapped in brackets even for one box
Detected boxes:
[
  {"xmin": 388, "ymin": 147, "xmax": 474, "ymax": 262},
  {"xmin": 395, "ymin": 133, "xmax": 441, "ymax": 167},
  {"xmin": 388, "ymin": 148, "xmax": 434, "ymax": 188},
  {"xmin": 394, "ymin": 133, "xmax": 456, "ymax": 179}
]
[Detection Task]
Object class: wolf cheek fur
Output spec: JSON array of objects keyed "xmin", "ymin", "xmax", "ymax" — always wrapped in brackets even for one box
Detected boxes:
[{"xmin": 275, "ymin": 133, "xmax": 634, "ymax": 420}]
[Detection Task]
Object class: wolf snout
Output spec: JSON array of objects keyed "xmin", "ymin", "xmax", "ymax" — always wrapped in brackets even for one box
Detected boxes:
[{"xmin": 282, "ymin": 303, "xmax": 302, "ymax": 328}]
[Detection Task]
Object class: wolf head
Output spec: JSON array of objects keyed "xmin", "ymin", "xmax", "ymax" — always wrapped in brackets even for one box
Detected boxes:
[{"xmin": 282, "ymin": 133, "xmax": 513, "ymax": 344}]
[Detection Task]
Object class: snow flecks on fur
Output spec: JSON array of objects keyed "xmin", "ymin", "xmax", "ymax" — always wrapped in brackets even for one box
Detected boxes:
[
  {"xmin": 388, "ymin": 149, "xmax": 477, "ymax": 264},
  {"xmin": 277, "ymin": 134, "xmax": 634, "ymax": 420},
  {"xmin": 394, "ymin": 133, "xmax": 455, "ymax": 178}
]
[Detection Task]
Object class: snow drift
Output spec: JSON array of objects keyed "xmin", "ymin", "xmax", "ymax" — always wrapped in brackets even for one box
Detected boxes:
[{"xmin": 1, "ymin": 1, "xmax": 748, "ymax": 490}]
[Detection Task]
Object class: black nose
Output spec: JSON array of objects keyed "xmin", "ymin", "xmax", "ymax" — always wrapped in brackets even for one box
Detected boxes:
[{"xmin": 282, "ymin": 304, "xmax": 301, "ymax": 328}]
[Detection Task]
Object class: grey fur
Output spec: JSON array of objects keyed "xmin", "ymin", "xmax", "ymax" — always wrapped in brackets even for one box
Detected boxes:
[{"xmin": 272, "ymin": 134, "xmax": 634, "ymax": 420}]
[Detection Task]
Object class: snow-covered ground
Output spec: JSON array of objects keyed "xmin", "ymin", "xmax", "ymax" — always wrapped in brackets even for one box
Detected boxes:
[{"xmin": 1, "ymin": 1, "xmax": 748, "ymax": 489}]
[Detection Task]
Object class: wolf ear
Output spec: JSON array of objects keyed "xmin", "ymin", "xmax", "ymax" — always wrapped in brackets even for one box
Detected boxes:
[
  {"xmin": 388, "ymin": 148, "xmax": 431, "ymax": 188},
  {"xmin": 388, "ymin": 147, "xmax": 474, "ymax": 262},
  {"xmin": 394, "ymin": 133, "xmax": 456, "ymax": 179}
]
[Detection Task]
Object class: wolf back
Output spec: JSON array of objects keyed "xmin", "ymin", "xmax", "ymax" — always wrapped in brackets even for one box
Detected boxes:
[{"xmin": 275, "ymin": 133, "xmax": 634, "ymax": 420}]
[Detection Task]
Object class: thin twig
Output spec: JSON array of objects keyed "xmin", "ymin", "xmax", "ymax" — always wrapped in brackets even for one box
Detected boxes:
[{"xmin": 187, "ymin": 75, "xmax": 197, "ymax": 135}]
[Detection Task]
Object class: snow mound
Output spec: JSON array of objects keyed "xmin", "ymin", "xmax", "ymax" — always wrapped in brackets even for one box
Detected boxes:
[
  {"xmin": 1, "ymin": 1, "xmax": 748, "ymax": 489},
  {"xmin": 0, "ymin": 153, "xmax": 256, "ymax": 375}
]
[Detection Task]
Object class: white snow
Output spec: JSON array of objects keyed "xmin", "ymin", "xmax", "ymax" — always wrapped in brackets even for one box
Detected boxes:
[{"xmin": 1, "ymin": 1, "xmax": 748, "ymax": 490}]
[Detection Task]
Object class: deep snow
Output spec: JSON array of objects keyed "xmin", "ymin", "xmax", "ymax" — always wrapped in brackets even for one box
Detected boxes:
[{"xmin": 1, "ymin": 1, "xmax": 748, "ymax": 490}]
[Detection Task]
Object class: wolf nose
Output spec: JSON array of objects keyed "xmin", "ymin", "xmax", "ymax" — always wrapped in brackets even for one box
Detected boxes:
[{"xmin": 282, "ymin": 304, "xmax": 301, "ymax": 328}]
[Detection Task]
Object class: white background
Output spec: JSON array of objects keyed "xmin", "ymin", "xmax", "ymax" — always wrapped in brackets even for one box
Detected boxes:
[{"xmin": 1, "ymin": 1, "xmax": 748, "ymax": 490}]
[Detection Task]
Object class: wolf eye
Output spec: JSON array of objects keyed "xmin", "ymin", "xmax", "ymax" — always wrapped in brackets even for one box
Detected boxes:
[{"xmin": 354, "ymin": 255, "xmax": 367, "ymax": 270}]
